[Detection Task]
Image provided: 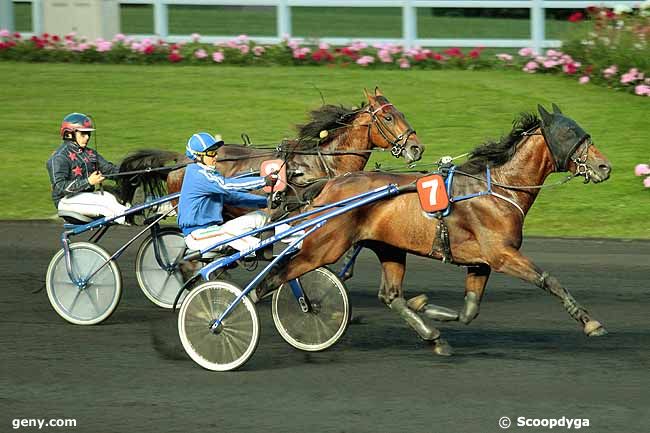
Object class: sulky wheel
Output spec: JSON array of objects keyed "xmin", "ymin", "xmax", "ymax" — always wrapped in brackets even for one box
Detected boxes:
[
  {"xmin": 272, "ymin": 267, "xmax": 350, "ymax": 352},
  {"xmin": 135, "ymin": 227, "xmax": 187, "ymax": 309},
  {"xmin": 178, "ymin": 280, "xmax": 260, "ymax": 371},
  {"xmin": 45, "ymin": 242, "xmax": 122, "ymax": 325}
]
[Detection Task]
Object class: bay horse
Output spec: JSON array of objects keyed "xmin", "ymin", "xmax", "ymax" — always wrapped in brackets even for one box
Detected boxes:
[
  {"xmin": 258, "ymin": 104, "xmax": 612, "ymax": 356},
  {"xmin": 117, "ymin": 88, "xmax": 424, "ymax": 211}
]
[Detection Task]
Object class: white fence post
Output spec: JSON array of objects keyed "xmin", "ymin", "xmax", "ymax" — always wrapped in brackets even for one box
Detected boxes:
[
  {"xmin": 402, "ymin": 0, "xmax": 416, "ymax": 49},
  {"xmin": 530, "ymin": 0, "xmax": 545, "ymax": 54},
  {"xmin": 154, "ymin": 0, "xmax": 168, "ymax": 39},
  {"xmin": 277, "ymin": 0, "xmax": 291, "ymax": 38},
  {"xmin": 31, "ymin": 0, "xmax": 44, "ymax": 34},
  {"xmin": 0, "ymin": 0, "xmax": 15, "ymax": 31}
]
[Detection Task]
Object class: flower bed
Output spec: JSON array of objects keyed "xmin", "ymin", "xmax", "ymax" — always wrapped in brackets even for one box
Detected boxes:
[{"xmin": 1, "ymin": 2, "xmax": 648, "ymax": 97}]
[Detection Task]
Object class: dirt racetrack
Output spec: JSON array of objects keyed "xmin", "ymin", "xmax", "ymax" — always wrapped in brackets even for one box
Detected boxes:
[{"xmin": 1, "ymin": 221, "xmax": 648, "ymax": 433}]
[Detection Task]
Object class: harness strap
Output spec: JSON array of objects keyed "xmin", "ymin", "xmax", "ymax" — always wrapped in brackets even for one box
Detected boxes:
[
  {"xmin": 490, "ymin": 192, "xmax": 525, "ymax": 218},
  {"xmin": 429, "ymin": 218, "xmax": 453, "ymax": 263}
]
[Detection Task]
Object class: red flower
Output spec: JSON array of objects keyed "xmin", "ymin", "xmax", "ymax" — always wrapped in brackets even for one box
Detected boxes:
[
  {"xmin": 563, "ymin": 62, "xmax": 578, "ymax": 74},
  {"xmin": 605, "ymin": 9, "xmax": 616, "ymax": 19},
  {"xmin": 433, "ymin": 53, "xmax": 445, "ymax": 61},
  {"xmin": 340, "ymin": 47, "xmax": 359, "ymax": 60},
  {"xmin": 168, "ymin": 51, "xmax": 183, "ymax": 63},
  {"xmin": 0, "ymin": 42, "xmax": 6, "ymax": 50},
  {"xmin": 52, "ymin": 35, "xmax": 60, "ymax": 42},
  {"xmin": 170, "ymin": 44, "xmax": 179, "ymax": 50},
  {"xmin": 30, "ymin": 35, "xmax": 39, "ymax": 42},
  {"xmin": 568, "ymin": 12, "xmax": 584, "ymax": 23},
  {"xmin": 6, "ymin": 40, "xmax": 16, "ymax": 48},
  {"xmin": 311, "ymin": 49, "xmax": 333, "ymax": 62},
  {"xmin": 468, "ymin": 48, "xmax": 482, "ymax": 58},
  {"xmin": 13, "ymin": 32, "xmax": 21, "ymax": 39},
  {"xmin": 444, "ymin": 47, "xmax": 463, "ymax": 58},
  {"xmin": 42, "ymin": 33, "xmax": 50, "ymax": 39},
  {"xmin": 586, "ymin": 6, "xmax": 598, "ymax": 15},
  {"xmin": 584, "ymin": 65, "xmax": 594, "ymax": 74},
  {"xmin": 143, "ymin": 45, "xmax": 155, "ymax": 55},
  {"xmin": 413, "ymin": 52, "xmax": 428, "ymax": 62}
]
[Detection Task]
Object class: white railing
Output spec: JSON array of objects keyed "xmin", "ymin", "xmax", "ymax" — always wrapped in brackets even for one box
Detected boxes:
[{"xmin": 7, "ymin": 0, "xmax": 642, "ymax": 53}]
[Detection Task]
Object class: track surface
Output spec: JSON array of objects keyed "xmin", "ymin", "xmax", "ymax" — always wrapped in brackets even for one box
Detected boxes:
[{"xmin": 1, "ymin": 221, "xmax": 649, "ymax": 433}]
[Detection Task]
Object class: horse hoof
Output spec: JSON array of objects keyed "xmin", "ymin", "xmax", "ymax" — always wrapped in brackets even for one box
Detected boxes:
[
  {"xmin": 406, "ymin": 294, "xmax": 428, "ymax": 312},
  {"xmin": 432, "ymin": 339, "xmax": 453, "ymax": 357},
  {"xmin": 584, "ymin": 320, "xmax": 607, "ymax": 337}
]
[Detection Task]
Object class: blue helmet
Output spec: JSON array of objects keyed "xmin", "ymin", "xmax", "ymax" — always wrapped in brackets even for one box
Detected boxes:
[{"xmin": 185, "ymin": 132, "xmax": 224, "ymax": 161}]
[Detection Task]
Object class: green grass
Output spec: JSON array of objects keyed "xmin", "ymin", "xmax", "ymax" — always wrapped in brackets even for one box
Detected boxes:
[
  {"xmin": 13, "ymin": 4, "xmax": 581, "ymax": 41},
  {"xmin": 0, "ymin": 62, "xmax": 647, "ymax": 238}
]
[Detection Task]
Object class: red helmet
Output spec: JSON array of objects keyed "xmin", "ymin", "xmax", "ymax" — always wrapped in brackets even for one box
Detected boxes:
[{"xmin": 60, "ymin": 113, "xmax": 95, "ymax": 139}]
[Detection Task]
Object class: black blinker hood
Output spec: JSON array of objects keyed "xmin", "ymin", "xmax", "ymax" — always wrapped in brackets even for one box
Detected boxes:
[{"xmin": 537, "ymin": 103, "xmax": 589, "ymax": 171}]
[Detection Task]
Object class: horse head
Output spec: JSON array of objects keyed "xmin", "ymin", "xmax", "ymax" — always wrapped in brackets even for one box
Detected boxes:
[
  {"xmin": 538, "ymin": 104, "xmax": 611, "ymax": 183},
  {"xmin": 363, "ymin": 87, "xmax": 424, "ymax": 163}
]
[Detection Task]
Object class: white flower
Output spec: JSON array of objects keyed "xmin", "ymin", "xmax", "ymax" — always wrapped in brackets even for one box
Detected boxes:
[{"xmin": 613, "ymin": 4, "xmax": 632, "ymax": 15}]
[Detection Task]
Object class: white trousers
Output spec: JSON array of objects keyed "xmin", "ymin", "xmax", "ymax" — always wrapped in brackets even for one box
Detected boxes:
[
  {"xmin": 58, "ymin": 191, "xmax": 129, "ymax": 224},
  {"xmin": 184, "ymin": 211, "xmax": 268, "ymax": 252}
]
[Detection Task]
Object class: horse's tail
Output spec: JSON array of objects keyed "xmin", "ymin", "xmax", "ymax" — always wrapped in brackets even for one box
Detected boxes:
[{"xmin": 117, "ymin": 149, "xmax": 185, "ymax": 205}]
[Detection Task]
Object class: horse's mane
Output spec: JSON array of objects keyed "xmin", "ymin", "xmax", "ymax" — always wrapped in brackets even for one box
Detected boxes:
[
  {"xmin": 295, "ymin": 102, "xmax": 368, "ymax": 147},
  {"xmin": 459, "ymin": 112, "xmax": 540, "ymax": 174}
]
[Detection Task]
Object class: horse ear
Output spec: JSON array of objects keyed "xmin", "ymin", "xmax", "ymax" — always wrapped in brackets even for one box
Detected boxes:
[
  {"xmin": 364, "ymin": 88, "xmax": 375, "ymax": 103},
  {"xmin": 538, "ymin": 104, "xmax": 553, "ymax": 125},
  {"xmin": 374, "ymin": 87, "xmax": 384, "ymax": 97},
  {"xmin": 551, "ymin": 103, "xmax": 563, "ymax": 114}
]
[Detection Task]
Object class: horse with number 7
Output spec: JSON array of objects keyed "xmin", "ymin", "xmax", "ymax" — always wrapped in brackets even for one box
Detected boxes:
[{"xmin": 257, "ymin": 104, "xmax": 612, "ymax": 355}]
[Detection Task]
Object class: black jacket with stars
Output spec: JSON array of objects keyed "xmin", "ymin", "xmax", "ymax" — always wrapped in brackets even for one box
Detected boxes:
[{"xmin": 46, "ymin": 140, "xmax": 120, "ymax": 208}]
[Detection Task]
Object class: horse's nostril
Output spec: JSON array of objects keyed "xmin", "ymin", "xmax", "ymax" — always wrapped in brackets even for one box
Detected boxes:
[{"xmin": 599, "ymin": 164, "xmax": 611, "ymax": 174}]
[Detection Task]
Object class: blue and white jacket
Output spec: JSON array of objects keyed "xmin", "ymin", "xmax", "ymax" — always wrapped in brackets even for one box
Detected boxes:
[{"xmin": 178, "ymin": 163, "xmax": 268, "ymax": 236}]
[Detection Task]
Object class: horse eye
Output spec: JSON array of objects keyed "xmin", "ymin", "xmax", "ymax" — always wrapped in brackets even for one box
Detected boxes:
[{"xmin": 384, "ymin": 115, "xmax": 393, "ymax": 122}]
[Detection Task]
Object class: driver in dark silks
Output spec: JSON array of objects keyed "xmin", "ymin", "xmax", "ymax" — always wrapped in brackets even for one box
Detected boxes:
[{"xmin": 46, "ymin": 113, "xmax": 129, "ymax": 224}]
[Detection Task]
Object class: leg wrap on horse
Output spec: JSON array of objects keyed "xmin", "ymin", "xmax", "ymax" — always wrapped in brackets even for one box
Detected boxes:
[
  {"xmin": 459, "ymin": 291, "xmax": 480, "ymax": 324},
  {"xmin": 390, "ymin": 298, "xmax": 440, "ymax": 341}
]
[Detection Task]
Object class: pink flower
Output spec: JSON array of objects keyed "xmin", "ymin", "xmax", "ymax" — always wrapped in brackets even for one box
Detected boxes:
[
  {"xmin": 518, "ymin": 47, "xmax": 535, "ymax": 57},
  {"xmin": 635, "ymin": 164, "xmax": 650, "ymax": 176},
  {"xmin": 253, "ymin": 46, "xmax": 265, "ymax": 56},
  {"xmin": 113, "ymin": 33, "xmax": 126, "ymax": 42},
  {"xmin": 0, "ymin": 29, "xmax": 10, "ymax": 38},
  {"xmin": 191, "ymin": 33, "xmax": 200, "ymax": 43},
  {"xmin": 603, "ymin": 65, "xmax": 618, "ymax": 79},
  {"xmin": 212, "ymin": 51, "xmax": 224, "ymax": 63},
  {"xmin": 95, "ymin": 40, "xmax": 112, "ymax": 52},
  {"xmin": 318, "ymin": 42, "xmax": 330, "ymax": 50},
  {"xmin": 545, "ymin": 49, "xmax": 562, "ymax": 57},
  {"xmin": 399, "ymin": 58, "xmax": 411, "ymax": 69},
  {"xmin": 543, "ymin": 59, "xmax": 559, "ymax": 68},
  {"xmin": 378, "ymin": 49, "xmax": 392, "ymax": 63},
  {"xmin": 292, "ymin": 47, "xmax": 310, "ymax": 59},
  {"xmin": 356, "ymin": 55, "xmax": 375, "ymax": 66},
  {"xmin": 496, "ymin": 53, "xmax": 513, "ymax": 62},
  {"xmin": 621, "ymin": 68, "xmax": 641, "ymax": 84},
  {"xmin": 579, "ymin": 76, "xmax": 590, "ymax": 84},
  {"xmin": 194, "ymin": 49, "xmax": 208, "ymax": 59},
  {"xmin": 523, "ymin": 61, "xmax": 539, "ymax": 73},
  {"xmin": 239, "ymin": 44, "xmax": 250, "ymax": 54},
  {"xmin": 644, "ymin": 177, "xmax": 650, "ymax": 188},
  {"xmin": 635, "ymin": 84, "xmax": 650, "ymax": 96}
]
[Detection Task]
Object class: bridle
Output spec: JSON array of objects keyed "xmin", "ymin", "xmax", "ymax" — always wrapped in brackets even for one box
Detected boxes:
[{"xmin": 365, "ymin": 103, "xmax": 417, "ymax": 158}]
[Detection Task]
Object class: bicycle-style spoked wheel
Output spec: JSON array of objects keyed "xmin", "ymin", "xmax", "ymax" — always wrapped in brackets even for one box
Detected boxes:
[
  {"xmin": 135, "ymin": 227, "xmax": 186, "ymax": 309},
  {"xmin": 178, "ymin": 280, "xmax": 260, "ymax": 371},
  {"xmin": 272, "ymin": 267, "xmax": 350, "ymax": 352},
  {"xmin": 46, "ymin": 242, "xmax": 122, "ymax": 325}
]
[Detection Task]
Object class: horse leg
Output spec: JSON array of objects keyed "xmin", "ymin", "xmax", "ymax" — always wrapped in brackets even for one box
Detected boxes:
[
  {"xmin": 459, "ymin": 264, "xmax": 491, "ymax": 325},
  {"xmin": 490, "ymin": 248, "xmax": 607, "ymax": 336},
  {"xmin": 370, "ymin": 245, "xmax": 453, "ymax": 356},
  {"xmin": 339, "ymin": 244, "xmax": 363, "ymax": 282}
]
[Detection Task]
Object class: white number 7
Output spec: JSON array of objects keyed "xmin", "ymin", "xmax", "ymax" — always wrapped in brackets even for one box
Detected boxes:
[{"xmin": 422, "ymin": 179, "xmax": 439, "ymax": 206}]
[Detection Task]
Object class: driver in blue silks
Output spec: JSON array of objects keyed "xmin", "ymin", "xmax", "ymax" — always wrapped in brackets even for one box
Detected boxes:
[{"xmin": 178, "ymin": 132, "xmax": 277, "ymax": 253}]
